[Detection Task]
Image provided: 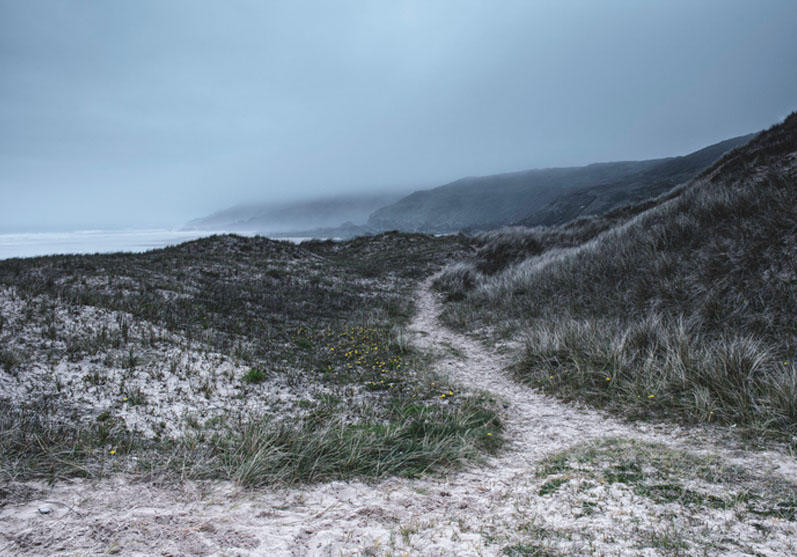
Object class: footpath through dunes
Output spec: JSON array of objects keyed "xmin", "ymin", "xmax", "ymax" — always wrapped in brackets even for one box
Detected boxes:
[{"xmin": 1, "ymin": 279, "xmax": 796, "ymax": 556}]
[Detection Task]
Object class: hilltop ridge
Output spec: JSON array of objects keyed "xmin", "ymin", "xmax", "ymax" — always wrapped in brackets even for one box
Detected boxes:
[{"xmin": 369, "ymin": 133, "xmax": 755, "ymax": 233}]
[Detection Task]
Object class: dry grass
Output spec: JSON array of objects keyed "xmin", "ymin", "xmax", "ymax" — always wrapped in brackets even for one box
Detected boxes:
[{"xmin": 514, "ymin": 316, "xmax": 795, "ymax": 433}]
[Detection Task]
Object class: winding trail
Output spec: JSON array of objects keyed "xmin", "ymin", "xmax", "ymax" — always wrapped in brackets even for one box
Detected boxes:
[
  {"xmin": 1, "ymin": 278, "xmax": 795, "ymax": 556},
  {"xmin": 411, "ymin": 277, "xmax": 665, "ymax": 458}
]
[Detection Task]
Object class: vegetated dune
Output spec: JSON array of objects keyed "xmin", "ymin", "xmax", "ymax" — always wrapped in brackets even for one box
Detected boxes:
[
  {"xmin": 2, "ymin": 271, "xmax": 795, "ymax": 556},
  {"xmin": 436, "ymin": 112, "xmax": 797, "ymax": 438},
  {"xmin": 0, "ymin": 232, "xmax": 504, "ymax": 486}
]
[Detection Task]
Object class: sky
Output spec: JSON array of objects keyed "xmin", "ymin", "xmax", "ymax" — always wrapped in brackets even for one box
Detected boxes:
[{"xmin": 1, "ymin": 0, "xmax": 796, "ymax": 231}]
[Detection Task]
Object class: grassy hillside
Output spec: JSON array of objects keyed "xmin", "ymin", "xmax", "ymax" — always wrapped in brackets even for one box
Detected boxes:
[
  {"xmin": 368, "ymin": 134, "xmax": 754, "ymax": 233},
  {"xmin": 0, "ymin": 232, "xmax": 503, "ymax": 485},
  {"xmin": 435, "ymin": 114, "xmax": 797, "ymax": 440},
  {"xmin": 518, "ymin": 133, "xmax": 757, "ymax": 227}
]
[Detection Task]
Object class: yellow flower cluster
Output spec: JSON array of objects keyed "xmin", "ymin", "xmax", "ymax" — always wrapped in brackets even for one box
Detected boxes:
[{"xmin": 292, "ymin": 325, "xmax": 458, "ymax": 401}]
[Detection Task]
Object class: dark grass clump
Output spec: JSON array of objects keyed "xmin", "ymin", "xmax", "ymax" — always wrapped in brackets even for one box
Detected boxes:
[
  {"xmin": 0, "ymin": 402, "xmax": 138, "ymax": 483},
  {"xmin": 176, "ymin": 395, "xmax": 502, "ymax": 486},
  {"xmin": 242, "ymin": 367, "xmax": 267, "ymax": 384},
  {"xmin": 0, "ymin": 394, "xmax": 502, "ymax": 486}
]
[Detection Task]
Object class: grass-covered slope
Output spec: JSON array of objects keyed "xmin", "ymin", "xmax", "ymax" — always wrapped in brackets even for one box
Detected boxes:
[
  {"xmin": 517, "ymin": 133, "xmax": 756, "ymax": 228},
  {"xmin": 367, "ymin": 134, "xmax": 753, "ymax": 233},
  {"xmin": 435, "ymin": 113, "xmax": 797, "ymax": 439},
  {"xmin": 0, "ymin": 232, "xmax": 502, "ymax": 485}
]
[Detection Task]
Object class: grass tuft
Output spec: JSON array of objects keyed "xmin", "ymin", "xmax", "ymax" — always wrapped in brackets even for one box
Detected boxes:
[
  {"xmin": 242, "ymin": 367, "xmax": 268, "ymax": 384},
  {"xmin": 195, "ymin": 395, "xmax": 502, "ymax": 486}
]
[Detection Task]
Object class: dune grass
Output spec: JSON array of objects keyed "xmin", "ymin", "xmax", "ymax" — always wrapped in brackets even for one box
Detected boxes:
[
  {"xmin": 514, "ymin": 316, "xmax": 795, "ymax": 435},
  {"xmin": 176, "ymin": 394, "xmax": 501, "ymax": 486},
  {"xmin": 0, "ymin": 393, "xmax": 501, "ymax": 487},
  {"xmin": 434, "ymin": 113, "xmax": 797, "ymax": 441}
]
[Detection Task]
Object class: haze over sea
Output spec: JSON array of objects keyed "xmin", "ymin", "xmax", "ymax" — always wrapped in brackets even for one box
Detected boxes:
[{"xmin": 0, "ymin": 229, "xmax": 311, "ymax": 260}]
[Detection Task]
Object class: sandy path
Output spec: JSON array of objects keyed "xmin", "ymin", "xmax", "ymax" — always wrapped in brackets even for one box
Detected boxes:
[{"xmin": 1, "ymin": 278, "xmax": 795, "ymax": 556}]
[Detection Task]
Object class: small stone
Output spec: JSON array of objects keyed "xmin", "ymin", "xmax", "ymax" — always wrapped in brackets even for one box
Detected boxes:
[{"xmin": 38, "ymin": 506, "xmax": 51, "ymax": 515}]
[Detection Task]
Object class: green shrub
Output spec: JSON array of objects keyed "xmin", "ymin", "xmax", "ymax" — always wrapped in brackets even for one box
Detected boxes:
[
  {"xmin": 0, "ymin": 349, "xmax": 19, "ymax": 372},
  {"xmin": 242, "ymin": 367, "xmax": 267, "ymax": 384}
]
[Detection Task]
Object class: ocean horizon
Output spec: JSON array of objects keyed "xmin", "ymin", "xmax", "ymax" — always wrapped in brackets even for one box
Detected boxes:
[{"xmin": 0, "ymin": 229, "xmax": 314, "ymax": 260}]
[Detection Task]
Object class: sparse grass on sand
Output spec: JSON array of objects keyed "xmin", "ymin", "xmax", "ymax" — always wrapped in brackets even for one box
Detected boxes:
[
  {"xmin": 0, "ymin": 231, "xmax": 502, "ymax": 485},
  {"xmin": 498, "ymin": 437, "xmax": 797, "ymax": 556}
]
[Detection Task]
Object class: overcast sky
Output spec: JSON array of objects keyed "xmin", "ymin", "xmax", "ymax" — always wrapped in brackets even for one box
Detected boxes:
[{"xmin": 1, "ymin": 0, "xmax": 796, "ymax": 231}]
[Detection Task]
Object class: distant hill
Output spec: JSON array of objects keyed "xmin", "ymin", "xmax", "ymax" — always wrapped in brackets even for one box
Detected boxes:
[
  {"xmin": 368, "ymin": 134, "xmax": 756, "ymax": 233},
  {"xmin": 186, "ymin": 191, "xmax": 407, "ymax": 234},
  {"xmin": 189, "ymin": 133, "xmax": 755, "ymax": 239},
  {"xmin": 515, "ymin": 133, "xmax": 758, "ymax": 227}
]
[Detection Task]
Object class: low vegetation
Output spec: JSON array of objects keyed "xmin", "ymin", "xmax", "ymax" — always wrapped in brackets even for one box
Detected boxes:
[
  {"xmin": 0, "ymin": 231, "xmax": 502, "ymax": 485},
  {"xmin": 176, "ymin": 393, "xmax": 501, "ymax": 486},
  {"xmin": 435, "ymin": 113, "xmax": 797, "ymax": 441},
  {"xmin": 519, "ymin": 317, "xmax": 795, "ymax": 432},
  {"xmin": 536, "ymin": 437, "xmax": 796, "ymax": 520},
  {"xmin": 507, "ymin": 437, "xmax": 797, "ymax": 555}
]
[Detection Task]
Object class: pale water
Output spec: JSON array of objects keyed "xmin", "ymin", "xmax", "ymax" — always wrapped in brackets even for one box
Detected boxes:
[{"xmin": 0, "ymin": 229, "xmax": 313, "ymax": 260}]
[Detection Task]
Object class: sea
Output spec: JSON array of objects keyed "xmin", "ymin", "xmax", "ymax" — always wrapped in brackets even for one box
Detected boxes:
[{"xmin": 0, "ymin": 229, "xmax": 313, "ymax": 260}]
